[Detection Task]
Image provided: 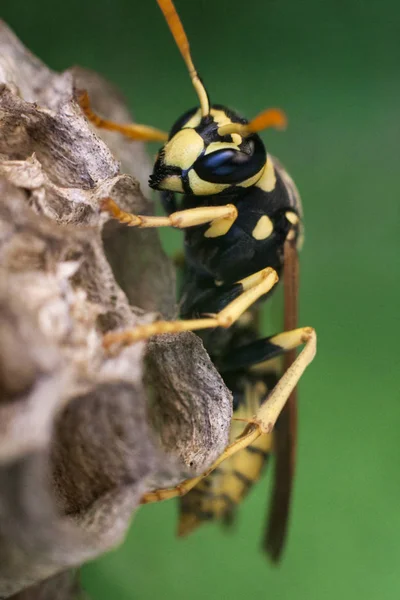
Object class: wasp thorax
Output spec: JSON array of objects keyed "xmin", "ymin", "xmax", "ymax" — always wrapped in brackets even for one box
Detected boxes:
[{"xmin": 149, "ymin": 106, "xmax": 267, "ymax": 196}]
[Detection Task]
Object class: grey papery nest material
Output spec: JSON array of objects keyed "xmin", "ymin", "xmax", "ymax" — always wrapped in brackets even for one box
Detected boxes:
[{"xmin": 0, "ymin": 20, "xmax": 232, "ymax": 600}]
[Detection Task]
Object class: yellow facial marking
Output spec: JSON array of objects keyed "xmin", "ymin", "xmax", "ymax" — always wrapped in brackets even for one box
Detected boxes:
[
  {"xmin": 183, "ymin": 108, "xmax": 202, "ymax": 129},
  {"xmin": 256, "ymin": 156, "xmax": 276, "ymax": 192},
  {"xmin": 160, "ymin": 175, "xmax": 184, "ymax": 193},
  {"xmin": 210, "ymin": 108, "xmax": 233, "ymax": 127},
  {"xmin": 204, "ymin": 141, "xmax": 240, "ymax": 156},
  {"xmin": 163, "ymin": 129, "xmax": 204, "ymax": 170},
  {"xmin": 238, "ymin": 164, "xmax": 266, "ymax": 188},
  {"xmin": 210, "ymin": 109, "xmax": 242, "ymax": 145},
  {"xmin": 188, "ymin": 169, "xmax": 230, "ymax": 196},
  {"xmin": 285, "ymin": 211, "xmax": 299, "ymax": 225},
  {"xmin": 252, "ymin": 215, "xmax": 274, "ymax": 240}
]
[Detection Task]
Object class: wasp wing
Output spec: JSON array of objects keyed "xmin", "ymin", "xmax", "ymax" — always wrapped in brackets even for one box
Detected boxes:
[{"xmin": 264, "ymin": 235, "xmax": 299, "ymax": 561}]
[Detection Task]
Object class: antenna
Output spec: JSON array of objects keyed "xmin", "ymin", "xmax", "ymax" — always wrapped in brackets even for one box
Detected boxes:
[
  {"xmin": 157, "ymin": 0, "xmax": 210, "ymax": 116},
  {"xmin": 217, "ymin": 108, "xmax": 287, "ymax": 137}
]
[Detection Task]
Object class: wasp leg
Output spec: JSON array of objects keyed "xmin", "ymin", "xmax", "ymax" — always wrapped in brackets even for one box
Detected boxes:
[
  {"xmin": 218, "ymin": 328, "xmax": 310, "ymax": 373},
  {"xmin": 101, "ymin": 197, "xmax": 238, "ymax": 230},
  {"xmin": 78, "ymin": 91, "xmax": 169, "ymax": 142},
  {"xmin": 141, "ymin": 327, "xmax": 316, "ymax": 503},
  {"xmin": 103, "ymin": 268, "xmax": 278, "ymax": 350}
]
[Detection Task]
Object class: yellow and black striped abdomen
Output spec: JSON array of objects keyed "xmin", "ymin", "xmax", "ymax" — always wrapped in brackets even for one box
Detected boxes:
[{"xmin": 178, "ymin": 380, "xmax": 273, "ymax": 536}]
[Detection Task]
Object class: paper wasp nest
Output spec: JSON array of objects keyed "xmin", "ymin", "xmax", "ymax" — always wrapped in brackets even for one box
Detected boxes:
[{"xmin": 0, "ymin": 21, "xmax": 232, "ymax": 599}]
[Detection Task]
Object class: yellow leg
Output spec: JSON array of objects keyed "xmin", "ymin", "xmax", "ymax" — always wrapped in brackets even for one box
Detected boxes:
[
  {"xmin": 141, "ymin": 326, "xmax": 316, "ymax": 503},
  {"xmin": 103, "ymin": 268, "xmax": 278, "ymax": 350},
  {"xmin": 101, "ymin": 197, "xmax": 238, "ymax": 230},
  {"xmin": 78, "ymin": 91, "xmax": 169, "ymax": 142}
]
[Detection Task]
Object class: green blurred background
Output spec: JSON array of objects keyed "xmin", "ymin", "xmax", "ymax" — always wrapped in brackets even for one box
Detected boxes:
[{"xmin": 2, "ymin": 0, "xmax": 399, "ymax": 598}]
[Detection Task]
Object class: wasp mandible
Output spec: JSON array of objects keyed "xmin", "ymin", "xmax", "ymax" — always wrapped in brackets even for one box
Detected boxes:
[{"xmin": 79, "ymin": 0, "xmax": 316, "ymax": 561}]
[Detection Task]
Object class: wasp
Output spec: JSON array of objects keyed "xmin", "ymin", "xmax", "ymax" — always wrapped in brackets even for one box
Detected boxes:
[{"xmin": 79, "ymin": 0, "xmax": 316, "ymax": 560}]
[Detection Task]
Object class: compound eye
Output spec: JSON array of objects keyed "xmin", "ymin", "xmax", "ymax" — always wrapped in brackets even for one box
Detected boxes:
[{"xmin": 193, "ymin": 138, "xmax": 266, "ymax": 184}]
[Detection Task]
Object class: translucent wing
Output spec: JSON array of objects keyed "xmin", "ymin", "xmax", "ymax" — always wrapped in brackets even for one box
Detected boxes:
[{"xmin": 264, "ymin": 236, "xmax": 299, "ymax": 561}]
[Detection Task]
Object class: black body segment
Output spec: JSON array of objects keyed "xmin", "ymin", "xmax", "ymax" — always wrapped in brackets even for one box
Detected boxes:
[{"xmin": 167, "ymin": 121, "xmax": 303, "ymax": 556}]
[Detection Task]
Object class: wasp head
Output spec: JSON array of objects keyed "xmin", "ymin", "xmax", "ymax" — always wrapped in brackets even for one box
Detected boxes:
[{"xmin": 149, "ymin": 105, "xmax": 267, "ymax": 196}]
